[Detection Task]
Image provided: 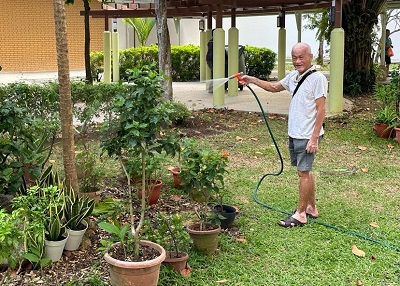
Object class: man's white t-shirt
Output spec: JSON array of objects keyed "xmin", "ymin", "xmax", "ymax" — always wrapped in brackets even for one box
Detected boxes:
[{"xmin": 280, "ymin": 66, "xmax": 328, "ymax": 139}]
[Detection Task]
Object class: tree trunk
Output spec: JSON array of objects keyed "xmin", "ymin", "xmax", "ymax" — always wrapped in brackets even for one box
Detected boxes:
[
  {"xmin": 53, "ymin": 0, "xmax": 79, "ymax": 192},
  {"xmin": 317, "ymin": 39, "xmax": 324, "ymax": 65},
  {"xmin": 83, "ymin": 0, "xmax": 93, "ymax": 84},
  {"xmin": 342, "ymin": 0, "xmax": 386, "ymax": 94},
  {"xmin": 155, "ymin": 0, "xmax": 173, "ymax": 100}
]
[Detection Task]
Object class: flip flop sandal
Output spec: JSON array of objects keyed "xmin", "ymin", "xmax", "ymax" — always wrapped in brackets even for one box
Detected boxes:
[
  {"xmin": 278, "ymin": 216, "xmax": 305, "ymax": 228},
  {"xmin": 292, "ymin": 210, "xmax": 319, "ymax": 219}
]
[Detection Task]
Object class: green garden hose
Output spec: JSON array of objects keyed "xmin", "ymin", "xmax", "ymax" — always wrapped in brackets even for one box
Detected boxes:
[{"xmin": 245, "ymin": 84, "xmax": 400, "ymax": 253}]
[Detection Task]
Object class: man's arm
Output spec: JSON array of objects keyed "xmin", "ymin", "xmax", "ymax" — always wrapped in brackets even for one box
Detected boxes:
[
  {"xmin": 306, "ymin": 96, "xmax": 325, "ymax": 153},
  {"xmin": 241, "ymin": 75, "xmax": 285, "ymax": 93}
]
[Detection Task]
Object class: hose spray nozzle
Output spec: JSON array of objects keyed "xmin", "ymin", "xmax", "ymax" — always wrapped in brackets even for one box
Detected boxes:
[{"xmin": 228, "ymin": 72, "xmax": 246, "ymax": 85}]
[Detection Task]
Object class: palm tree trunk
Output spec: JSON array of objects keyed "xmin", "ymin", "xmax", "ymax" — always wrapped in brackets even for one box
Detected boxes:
[
  {"xmin": 155, "ymin": 0, "xmax": 173, "ymax": 100},
  {"xmin": 53, "ymin": 0, "xmax": 79, "ymax": 192}
]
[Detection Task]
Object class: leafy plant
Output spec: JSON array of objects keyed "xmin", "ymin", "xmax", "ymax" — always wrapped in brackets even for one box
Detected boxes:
[
  {"xmin": 0, "ymin": 209, "xmax": 25, "ymax": 271},
  {"xmin": 180, "ymin": 139, "xmax": 229, "ymax": 230},
  {"xmin": 145, "ymin": 213, "xmax": 191, "ymax": 257},
  {"xmin": 101, "ymin": 64, "xmax": 179, "ymax": 259},
  {"xmin": 63, "ymin": 189, "xmax": 95, "ymax": 231}
]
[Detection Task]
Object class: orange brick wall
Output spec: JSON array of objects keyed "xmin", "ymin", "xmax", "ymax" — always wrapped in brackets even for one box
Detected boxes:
[{"xmin": 0, "ymin": 1, "xmax": 104, "ymax": 72}]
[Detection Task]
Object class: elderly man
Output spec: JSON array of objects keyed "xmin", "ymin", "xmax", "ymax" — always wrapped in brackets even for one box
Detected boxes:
[{"xmin": 241, "ymin": 43, "xmax": 328, "ymax": 227}]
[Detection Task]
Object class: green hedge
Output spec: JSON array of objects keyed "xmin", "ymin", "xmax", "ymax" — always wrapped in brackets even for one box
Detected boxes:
[{"xmin": 90, "ymin": 45, "xmax": 276, "ymax": 82}]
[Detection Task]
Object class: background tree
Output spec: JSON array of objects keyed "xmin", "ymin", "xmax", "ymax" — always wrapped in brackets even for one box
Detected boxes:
[
  {"xmin": 155, "ymin": 0, "xmax": 173, "ymax": 100},
  {"xmin": 303, "ymin": 9, "xmax": 331, "ymax": 65},
  {"xmin": 65, "ymin": 0, "xmax": 93, "ymax": 84},
  {"xmin": 53, "ymin": 0, "xmax": 79, "ymax": 192},
  {"xmin": 124, "ymin": 17, "xmax": 156, "ymax": 46},
  {"xmin": 342, "ymin": 0, "xmax": 386, "ymax": 95}
]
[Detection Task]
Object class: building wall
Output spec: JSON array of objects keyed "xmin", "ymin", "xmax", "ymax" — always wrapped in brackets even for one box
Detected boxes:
[{"xmin": 0, "ymin": 1, "xmax": 104, "ymax": 72}]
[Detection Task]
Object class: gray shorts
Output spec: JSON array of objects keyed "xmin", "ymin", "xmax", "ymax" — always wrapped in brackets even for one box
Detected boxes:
[{"xmin": 288, "ymin": 136, "xmax": 322, "ymax": 171}]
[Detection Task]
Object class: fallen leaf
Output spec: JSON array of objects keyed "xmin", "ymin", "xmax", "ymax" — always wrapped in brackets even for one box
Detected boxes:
[
  {"xmin": 358, "ymin": 146, "xmax": 367, "ymax": 151},
  {"xmin": 236, "ymin": 136, "xmax": 243, "ymax": 141},
  {"xmin": 356, "ymin": 279, "xmax": 362, "ymax": 285},
  {"xmin": 235, "ymin": 237, "xmax": 247, "ymax": 243},
  {"xmin": 255, "ymin": 151, "xmax": 263, "ymax": 155},
  {"xmin": 216, "ymin": 279, "xmax": 228, "ymax": 284},
  {"xmin": 369, "ymin": 222, "xmax": 380, "ymax": 228},
  {"xmin": 351, "ymin": 245, "xmax": 366, "ymax": 257},
  {"xmin": 361, "ymin": 168, "xmax": 369, "ymax": 173},
  {"xmin": 250, "ymin": 137, "xmax": 258, "ymax": 141},
  {"xmin": 370, "ymin": 255, "xmax": 377, "ymax": 261},
  {"xmin": 387, "ymin": 144, "xmax": 394, "ymax": 149}
]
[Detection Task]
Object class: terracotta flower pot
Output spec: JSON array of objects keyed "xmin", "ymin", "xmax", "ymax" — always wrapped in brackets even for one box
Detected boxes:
[
  {"xmin": 394, "ymin": 127, "xmax": 400, "ymax": 144},
  {"xmin": 104, "ymin": 240, "xmax": 166, "ymax": 286},
  {"xmin": 374, "ymin": 122, "xmax": 393, "ymax": 139},
  {"xmin": 163, "ymin": 251, "xmax": 189, "ymax": 273},
  {"xmin": 137, "ymin": 180, "xmax": 162, "ymax": 205},
  {"xmin": 168, "ymin": 167, "xmax": 183, "ymax": 189}
]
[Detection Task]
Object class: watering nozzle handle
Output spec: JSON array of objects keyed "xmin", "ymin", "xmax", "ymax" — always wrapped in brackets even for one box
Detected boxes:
[{"xmin": 229, "ymin": 72, "xmax": 246, "ymax": 85}]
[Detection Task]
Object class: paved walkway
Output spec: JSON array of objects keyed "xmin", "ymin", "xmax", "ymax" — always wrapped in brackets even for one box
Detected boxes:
[{"xmin": 0, "ymin": 70, "xmax": 353, "ymax": 116}]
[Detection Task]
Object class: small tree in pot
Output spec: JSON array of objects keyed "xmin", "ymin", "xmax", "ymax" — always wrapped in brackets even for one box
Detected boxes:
[{"xmin": 99, "ymin": 65, "xmax": 179, "ymax": 285}]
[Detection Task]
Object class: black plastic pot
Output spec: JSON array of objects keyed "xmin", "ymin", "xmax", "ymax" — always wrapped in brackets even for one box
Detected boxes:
[{"xmin": 213, "ymin": 204, "xmax": 237, "ymax": 229}]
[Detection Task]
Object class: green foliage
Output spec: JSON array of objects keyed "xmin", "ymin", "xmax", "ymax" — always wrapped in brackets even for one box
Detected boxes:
[
  {"xmin": 123, "ymin": 18, "xmax": 156, "ymax": 47},
  {"xmin": 91, "ymin": 44, "xmax": 276, "ymax": 82},
  {"xmin": 97, "ymin": 221, "xmax": 133, "ymax": 258},
  {"xmin": 12, "ymin": 185, "xmax": 65, "ymax": 241},
  {"xmin": 63, "ymin": 189, "xmax": 95, "ymax": 231},
  {"xmin": 180, "ymin": 139, "xmax": 228, "ymax": 230},
  {"xmin": 144, "ymin": 213, "xmax": 191, "ymax": 255},
  {"xmin": 0, "ymin": 209, "xmax": 25, "ymax": 270},
  {"xmin": 243, "ymin": 46, "xmax": 276, "ymax": 80},
  {"xmin": 165, "ymin": 100, "xmax": 192, "ymax": 125}
]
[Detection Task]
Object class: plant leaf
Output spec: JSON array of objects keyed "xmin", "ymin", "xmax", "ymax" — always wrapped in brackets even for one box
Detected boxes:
[{"xmin": 369, "ymin": 221, "xmax": 380, "ymax": 228}]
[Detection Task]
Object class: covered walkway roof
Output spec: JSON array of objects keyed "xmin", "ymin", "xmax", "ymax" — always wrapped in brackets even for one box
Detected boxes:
[{"xmin": 87, "ymin": 0, "xmax": 339, "ymax": 18}]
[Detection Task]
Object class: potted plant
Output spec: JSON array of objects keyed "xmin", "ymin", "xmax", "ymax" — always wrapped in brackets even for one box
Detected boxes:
[
  {"xmin": 75, "ymin": 144, "xmax": 106, "ymax": 202},
  {"xmin": 213, "ymin": 194, "xmax": 238, "ymax": 229},
  {"xmin": 180, "ymin": 139, "xmax": 229, "ymax": 255},
  {"xmin": 99, "ymin": 65, "xmax": 178, "ymax": 286},
  {"xmin": 147, "ymin": 213, "xmax": 191, "ymax": 275},
  {"xmin": 374, "ymin": 106, "xmax": 397, "ymax": 138},
  {"xmin": 13, "ymin": 184, "xmax": 67, "ymax": 263},
  {"xmin": 125, "ymin": 151, "xmax": 165, "ymax": 205},
  {"xmin": 373, "ymin": 81, "xmax": 398, "ymax": 139},
  {"xmin": 0, "ymin": 209, "xmax": 25, "ymax": 283},
  {"xmin": 63, "ymin": 189, "xmax": 95, "ymax": 251}
]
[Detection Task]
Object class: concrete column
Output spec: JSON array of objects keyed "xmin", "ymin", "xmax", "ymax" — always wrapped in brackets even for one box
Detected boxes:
[
  {"xmin": 329, "ymin": 28, "xmax": 344, "ymax": 114},
  {"xmin": 228, "ymin": 27, "xmax": 239, "ymax": 96},
  {"xmin": 277, "ymin": 28, "xmax": 286, "ymax": 80},
  {"xmin": 103, "ymin": 31, "xmax": 112, "ymax": 83},
  {"xmin": 213, "ymin": 28, "xmax": 225, "ymax": 106},
  {"xmin": 200, "ymin": 31, "xmax": 207, "ymax": 82},
  {"xmin": 112, "ymin": 31, "xmax": 119, "ymax": 82}
]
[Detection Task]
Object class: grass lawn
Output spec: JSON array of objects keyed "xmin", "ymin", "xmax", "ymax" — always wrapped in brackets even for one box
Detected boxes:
[{"xmin": 156, "ymin": 97, "xmax": 400, "ymax": 286}]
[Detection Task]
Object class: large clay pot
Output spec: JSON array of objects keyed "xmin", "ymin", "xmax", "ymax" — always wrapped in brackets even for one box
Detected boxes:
[
  {"xmin": 104, "ymin": 240, "xmax": 166, "ymax": 286},
  {"xmin": 374, "ymin": 122, "xmax": 393, "ymax": 139},
  {"xmin": 186, "ymin": 223, "xmax": 221, "ymax": 255},
  {"xmin": 137, "ymin": 180, "xmax": 162, "ymax": 205},
  {"xmin": 213, "ymin": 204, "xmax": 237, "ymax": 229},
  {"xmin": 163, "ymin": 251, "xmax": 189, "ymax": 273}
]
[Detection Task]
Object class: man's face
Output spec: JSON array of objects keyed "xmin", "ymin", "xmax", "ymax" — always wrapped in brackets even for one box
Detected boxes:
[{"xmin": 291, "ymin": 47, "xmax": 313, "ymax": 75}]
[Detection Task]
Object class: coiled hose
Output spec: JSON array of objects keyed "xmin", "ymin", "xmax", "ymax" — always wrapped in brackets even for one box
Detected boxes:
[{"xmin": 246, "ymin": 84, "xmax": 400, "ymax": 253}]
